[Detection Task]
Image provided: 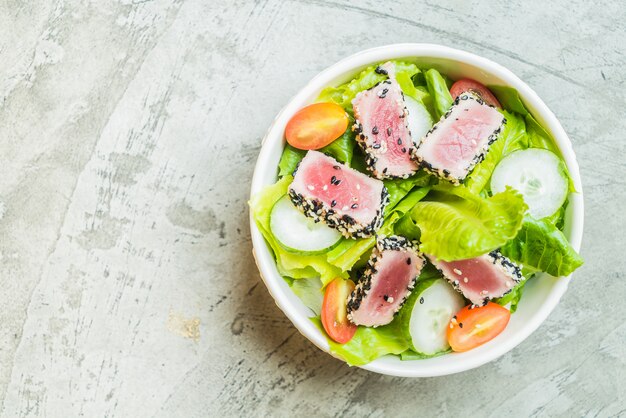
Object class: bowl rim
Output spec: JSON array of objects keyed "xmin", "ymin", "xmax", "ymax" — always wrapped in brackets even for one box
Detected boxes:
[{"xmin": 249, "ymin": 43, "xmax": 584, "ymax": 377}]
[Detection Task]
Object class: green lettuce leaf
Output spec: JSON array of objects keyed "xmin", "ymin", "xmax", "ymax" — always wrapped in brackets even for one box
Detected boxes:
[
  {"xmin": 410, "ymin": 185, "xmax": 527, "ymax": 261},
  {"xmin": 396, "ymin": 71, "xmax": 431, "ymax": 104},
  {"xmin": 543, "ymin": 199, "xmax": 567, "ymax": 231},
  {"xmin": 465, "ymin": 111, "xmax": 528, "ymax": 194},
  {"xmin": 326, "ymin": 186, "xmax": 430, "ymax": 273},
  {"xmin": 278, "ymin": 145, "xmax": 306, "ymax": 178},
  {"xmin": 250, "ymin": 174, "xmax": 431, "ymax": 286},
  {"xmin": 320, "ymin": 127, "xmax": 355, "ymax": 165},
  {"xmin": 311, "ymin": 317, "xmax": 409, "ymax": 366},
  {"xmin": 249, "ymin": 176, "xmax": 346, "ymax": 285},
  {"xmin": 290, "ymin": 277, "xmax": 323, "ymax": 316},
  {"xmin": 500, "ymin": 216, "xmax": 583, "ymax": 277},
  {"xmin": 384, "ymin": 171, "xmax": 433, "ymax": 208},
  {"xmin": 424, "ymin": 68, "xmax": 453, "ymax": 119},
  {"xmin": 317, "ymin": 61, "xmax": 420, "ymax": 112},
  {"xmin": 488, "ymin": 85, "xmax": 529, "ymax": 115},
  {"xmin": 494, "ymin": 271, "xmax": 535, "ymax": 313},
  {"xmin": 277, "ymin": 127, "xmax": 356, "ymax": 178},
  {"xmin": 525, "ymin": 113, "xmax": 559, "ymax": 154},
  {"xmin": 400, "ymin": 349, "xmax": 451, "ymax": 361}
]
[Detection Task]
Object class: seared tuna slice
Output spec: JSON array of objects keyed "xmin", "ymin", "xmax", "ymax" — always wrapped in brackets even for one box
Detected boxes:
[
  {"xmin": 352, "ymin": 62, "xmax": 419, "ymax": 179},
  {"xmin": 347, "ymin": 236, "xmax": 425, "ymax": 327},
  {"xmin": 289, "ymin": 150, "xmax": 389, "ymax": 239},
  {"xmin": 412, "ymin": 93, "xmax": 506, "ymax": 184},
  {"xmin": 428, "ymin": 251, "xmax": 522, "ymax": 306}
]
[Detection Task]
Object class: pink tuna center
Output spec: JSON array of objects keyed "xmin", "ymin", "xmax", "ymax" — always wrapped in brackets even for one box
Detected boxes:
[{"xmin": 445, "ymin": 257, "xmax": 506, "ymax": 294}]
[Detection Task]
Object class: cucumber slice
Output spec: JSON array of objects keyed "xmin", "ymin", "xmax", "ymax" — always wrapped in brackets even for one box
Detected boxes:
[
  {"xmin": 270, "ymin": 195, "xmax": 341, "ymax": 254},
  {"xmin": 405, "ymin": 96, "xmax": 433, "ymax": 142},
  {"xmin": 490, "ymin": 148, "xmax": 568, "ymax": 219},
  {"xmin": 398, "ymin": 279, "xmax": 465, "ymax": 355}
]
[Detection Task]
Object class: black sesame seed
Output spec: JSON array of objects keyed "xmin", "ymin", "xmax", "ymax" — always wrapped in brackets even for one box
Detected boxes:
[
  {"xmin": 397, "ymin": 138, "xmax": 402, "ymax": 145},
  {"xmin": 351, "ymin": 203, "xmax": 358, "ymax": 209},
  {"xmin": 459, "ymin": 323, "xmax": 463, "ymax": 328},
  {"xmin": 375, "ymin": 66, "xmax": 388, "ymax": 75},
  {"xmin": 331, "ymin": 175, "xmax": 336, "ymax": 184},
  {"xmin": 331, "ymin": 200, "xmax": 337, "ymax": 207},
  {"xmin": 387, "ymin": 127, "xmax": 392, "ymax": 136},
  {"xmin": 382, "ymin": 168, "xmax": 388, "ymax": 174},
  {"xmin": 406, "ymin": 258, "xmax": 411, "ymax": 265},
  {"xmin": 419, "ymin": 297, "xmax": 424, "ymax": 304},
  {"xmin": 333, "ymin": 165, "xmax": 340, "ymax": 170},
  {"xmin": 373, "ymin": 143, "xmax": 381, "ymax": 149},
  {"xmin": 372, "ymin": 126, "xmax": 379, "ymax": 135},
  {"xmin": 401, "ymin": 147, "xmax": 406, "ymax": 153},
  {"xmin": 334, "ymin": 179, "xmax": 341, "ymax": 185}
]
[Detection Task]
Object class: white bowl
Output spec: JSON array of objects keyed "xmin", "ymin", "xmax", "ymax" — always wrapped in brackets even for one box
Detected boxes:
[{"xmin": 249, "ymin": 44, "xmax": 584, "ymax": 377}]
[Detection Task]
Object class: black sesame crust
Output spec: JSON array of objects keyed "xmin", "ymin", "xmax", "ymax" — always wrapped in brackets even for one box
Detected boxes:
[
  {"xmin": 347, "ymin": 236, "xmax": 425, "ymax": 325},
  {"xmin": 352, "ymin": 81, "xmax": 417, "ymax": 180},
  {"xmin": 410, "ymin": 93, "xmax": 506, "ymax": 185},
  {"xmin": 288, "ymin": 186, "xmax": 389, "ymax": 239},
  {"xmin": 433, "ymin": 250, "xmax": 523, "ymax": 306}
]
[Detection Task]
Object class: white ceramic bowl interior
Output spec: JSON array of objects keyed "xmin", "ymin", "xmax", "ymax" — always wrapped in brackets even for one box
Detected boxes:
[{"xmin": 250, "ymin": 44, "xmax": 583, "ymax": 377}]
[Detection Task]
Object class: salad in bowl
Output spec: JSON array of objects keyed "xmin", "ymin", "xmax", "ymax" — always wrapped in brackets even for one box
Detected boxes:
[{"xmin": 249, "ymin": 45, "xmax": 583, "ymax": 376}]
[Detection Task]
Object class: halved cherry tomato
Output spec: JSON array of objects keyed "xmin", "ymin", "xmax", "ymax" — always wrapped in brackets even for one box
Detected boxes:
[
  {"xmin": 450, "ymin": 79, "xmax": 502, "ymax": 108},
  {"xmin": 321, "ymin": 278, "xmax": 357, "ymax": 344},
  {"xmin": 447, "ymin": 302, "xmax": 510, "ymax": 352},
  {"xmin": 285, "ymin": 102, "xmax": 348, "ymax": 150}
]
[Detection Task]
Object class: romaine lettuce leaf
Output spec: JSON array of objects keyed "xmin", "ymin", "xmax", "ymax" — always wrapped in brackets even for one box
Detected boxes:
[
  {"xmin": 465, "ymin": 111, "xmax": 528, "ymax": 194},
  {"xmin": 488, "ymin": 85, "xmax": 529, "ymax": 115},
  {"xmin": 249, "ymin": 176, "xmax": 346, "ymax": 284},
  {"xmin": 525, "ymin": 113, "xmax": 559, "ymax": 154},
  {"xmin": 278, "ymin": 145, "xmax": 306, "ymax": 178},
  {"xmin": 500, "ymin": 216, "xmax": 583, "ymax": 277},
  {"xmin": 320, "ymin": 127, "xmax": 355, "ymax": 166},
  {"xmin": 424, "ymin": 68, "xmax": 453, "ymax": 119},
  {"xmin": 290, "ymin": 277, "xmax": 323, "ymax": 316},
  {"xmin": 384, "ymin": 171, "xmax": 433, "ymax": 208},
  {"xmin": 311, "ymin": 317, "xmax": 409, "ymax": 366},
  {"xmin": 250, "ymin": 175, "xmax": 431, "ymax": 286},
  {"xmin": 543, "ymin": 199, "xmax": 567, "ymax": 231},
  {"xmin": 317, "ymin": 61, "xmax": 420, "ymax": 112},
  {"xmin": 277, "ymin": 127, "xmax": 356, "ymax": 178},
  {"xmin": 410, "ymin": 185, "xmax": 527, "ymax": 261},
  {"xmin": 396, "ymin": 71, "xmax": 431, "ymax": 104},
  {"xmin": 494, "ymin": 272, "xmax": 534, "ymax": 313},
  {"xmin": 326, "ymin": 186, "xmax": 431, "ymax": 272},
  {"xmin": 400, "ymin": 349, "xmax": 451, "ymax": 361}
]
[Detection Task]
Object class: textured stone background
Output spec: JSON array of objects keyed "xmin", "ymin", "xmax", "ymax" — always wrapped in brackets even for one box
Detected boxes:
[{"xmin": 0, "ymin": 0, "xmax": 624, "ymax": 416}]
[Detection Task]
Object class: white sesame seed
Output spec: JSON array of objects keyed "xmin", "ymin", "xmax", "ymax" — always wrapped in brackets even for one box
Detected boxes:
[
  {"xmin": 342, "ymin": 206, "xmax": 349, "ymax": 211},
  {"xmin": 453, "ymin": 268, "xmax": 462, "ymax": 275},
  {"xmin": 481, "ymin": 290, "xmax": 488, "ymax": 295},
  {"xmin": 322, "ymin": 185, "xmax": 328, "ymax": 191},
  {"xmin": 307, "ymin": 185, "xmax": 314, "ymax": 191},
  {"xmin": 356, "ymin": 184, "xmax": 361, "ymax": 190},
  {"xmin": 387, "ymin": 297, "xmax": 394, "ymax": 303},
  {"xmin": 463, "ymin": 277, "xmax": 469, "ymax": 283}
]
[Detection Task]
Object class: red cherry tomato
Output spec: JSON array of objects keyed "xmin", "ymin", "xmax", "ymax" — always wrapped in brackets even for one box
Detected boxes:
[
  {"xmin": 285, "ymin": 102, "xmax": 349, "ymax": 150},
  {"xmin": 447, "ymin": 302, "xmax": 510, "ymax": 352},
  {"xmin": 450, "ymin": 79, "xmax": 502, "ymax": 108},
  {"xmin": 321, "ymin": 278, "xmax": 357, "ymax": 344}
]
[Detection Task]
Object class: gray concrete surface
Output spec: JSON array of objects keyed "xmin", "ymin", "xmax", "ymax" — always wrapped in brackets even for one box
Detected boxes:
[{"xmin": 0, "ymin": 0, "xmax": 624, "ymax": 416}]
